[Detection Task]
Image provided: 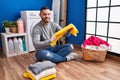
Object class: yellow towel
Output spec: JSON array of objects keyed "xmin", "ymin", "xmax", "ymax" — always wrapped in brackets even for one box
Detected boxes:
[
  {"xmin": 23, "ymin": 72, "xmax": 56, "ymax": 80},
  {"xmin": 40, "ymin": 74, "xmax": 56, "ymax": 80},
  {"xmin": 50, "ymin": 24, "xmax": 79, "ymax": 46}
]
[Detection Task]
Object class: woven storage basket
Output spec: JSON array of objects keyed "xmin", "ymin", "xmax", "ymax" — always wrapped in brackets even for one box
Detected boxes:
[{"xmin": 81, "ymin": 46, "xmax": 107, "ymax": 62}]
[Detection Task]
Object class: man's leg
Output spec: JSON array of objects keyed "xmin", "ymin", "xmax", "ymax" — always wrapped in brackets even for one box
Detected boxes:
[
  {"xmin": 45, "ymin": 44, "xmax": 74, "ymax": 57},
  {"xmin": 52, "ymin": 44, "xmax": 78, "ymax": 61},
  {"xmin": 36, "ymin": 44, "xmax": 78, "ymax": 63},
  {"xmin": 56, "ymin": 44, "xmax": 74, "ymax": 56},
  {"xmin": 36, "ymin": 50, "xmax": 67, "ymax": 63}
]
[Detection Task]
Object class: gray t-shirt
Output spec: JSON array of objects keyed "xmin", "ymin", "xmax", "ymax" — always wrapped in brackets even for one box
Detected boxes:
[{"xmin": 32, "ymin": 21, "xmax": 61, "ymax": 50}]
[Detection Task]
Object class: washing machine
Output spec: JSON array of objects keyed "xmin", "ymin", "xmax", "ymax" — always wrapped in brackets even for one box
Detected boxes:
[{"xmin": 21, "ymin": 11, "xmax": 54, "ymax": 52}]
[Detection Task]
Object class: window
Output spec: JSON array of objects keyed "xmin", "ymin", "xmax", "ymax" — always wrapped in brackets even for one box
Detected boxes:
[{"xmin": 86, "ymin": 0, "xmax": 120, "ymax": 54}]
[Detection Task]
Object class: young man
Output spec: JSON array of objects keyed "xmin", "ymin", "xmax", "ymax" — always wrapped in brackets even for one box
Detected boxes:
[{"xmin": 32, "ymin": 6, "xmax": 78, "ymax": 63}]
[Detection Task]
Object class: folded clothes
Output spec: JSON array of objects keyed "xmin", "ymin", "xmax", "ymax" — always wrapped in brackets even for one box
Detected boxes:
[
  {"xmin": 25, "ymin": 68, "xmax": 56, "ymax": 80},
  {"xmin": 50, "ymin": 24, "xmax": 79, "ymax": 46},
  {"xmin": 28, "ymin": 61, "xmax": 56, "ymax": 75},
  {"xmin": 85, "ymin": 44, "xmax": 111, "ymax": 50},
  {"xmin": 23, "ymin": 73, "xmax": 56, "ymax": 80},
  {"xmin": 40, "ymin": 74, "xmax": 56, "ymax": 80}
]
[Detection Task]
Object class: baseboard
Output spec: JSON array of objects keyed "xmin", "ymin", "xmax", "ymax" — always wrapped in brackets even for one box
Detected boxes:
[
  {"xmin": 73, "ymin": 44, "xmax": 81, "ymax": 50},
  {"xmin": 106, "ymin": 53, "xmax": 120, "ymax": 62},
  {"xmin": 108, "ymin": 51, "xmax": 120, "ymax": 57}
]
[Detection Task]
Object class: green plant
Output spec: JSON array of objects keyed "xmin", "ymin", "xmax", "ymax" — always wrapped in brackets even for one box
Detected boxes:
[
  {"xmin": 9, "ymin": 21, "xmax": 17, "ymax": 27},
  {"xmin": 2, "ymin": 20, "xmax": 10, "ymax": 28},
  {"xmin": 2, "ymin": 21, "xmax": 17, "ymax": 28}
]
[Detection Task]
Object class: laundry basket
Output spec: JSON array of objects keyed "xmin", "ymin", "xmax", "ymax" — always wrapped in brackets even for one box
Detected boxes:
[{"xmin": 81, "ymin": 46, "xmax": 107, "ymax": 62}]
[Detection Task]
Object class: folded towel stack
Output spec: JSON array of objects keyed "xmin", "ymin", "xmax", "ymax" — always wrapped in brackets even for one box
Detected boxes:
[{"xmin": 23, "ymin": 61, "xmax": 56, "ymax": 80}]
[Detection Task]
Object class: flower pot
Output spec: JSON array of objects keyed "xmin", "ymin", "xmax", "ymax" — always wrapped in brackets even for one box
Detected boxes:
[
  {"xmin": 5, "ymin": 27, "xmax": 11, "ymax": 34},
  {"xmin": 10, "ymin": 27, "xmax": 17, "ymax": 33}
]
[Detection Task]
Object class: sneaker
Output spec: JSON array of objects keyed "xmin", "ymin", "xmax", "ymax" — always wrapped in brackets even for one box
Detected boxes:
[{"xmin": 66, "ymin": 52, "xmax": 78, "ymax": 61}]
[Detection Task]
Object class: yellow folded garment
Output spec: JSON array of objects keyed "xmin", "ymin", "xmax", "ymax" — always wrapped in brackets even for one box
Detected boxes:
[
  {"xmin": 23, "ymin": 72, "xmax": 56, "ymax": 80},
  {"xmin": 40, "ymin": 74, "xmax": 56, "ymax": 80},
  {"xmin": 23, "ymin": 68, "xmax": 56, "ymax": 80},
  {"xmin": 50, "ymin": 24, "xmax": 79, "ymax": 46}
]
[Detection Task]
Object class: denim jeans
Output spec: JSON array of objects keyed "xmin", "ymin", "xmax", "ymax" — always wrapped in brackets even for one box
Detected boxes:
[{"xmin": 36, "ymin": 44, "xmax": 73, "ymax": 63}]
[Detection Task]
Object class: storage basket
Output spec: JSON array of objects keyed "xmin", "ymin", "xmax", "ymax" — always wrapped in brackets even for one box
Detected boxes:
[{"xmin": 81, "ymin": 46, "xmax": 107, "ymax": 62}]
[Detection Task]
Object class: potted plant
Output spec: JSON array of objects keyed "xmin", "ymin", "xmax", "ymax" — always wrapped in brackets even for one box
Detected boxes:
[
  {"xmin": 2, "ymin": 20, "xmax": 11, "ymax": 34},
  {"xmin": 10, "ymin": 21, "xmax": 17, "ymax": 33}
]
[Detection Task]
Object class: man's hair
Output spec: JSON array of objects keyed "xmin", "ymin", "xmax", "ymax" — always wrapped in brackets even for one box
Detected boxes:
[{"xmin": 40, "ymin": 6, "xmax": 50, "ymax": 11}]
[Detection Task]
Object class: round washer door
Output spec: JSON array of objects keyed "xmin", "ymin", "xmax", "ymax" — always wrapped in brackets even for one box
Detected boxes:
[{"xmin": 30, "ymin": 19, "xmax": 40, "ymax": 36}]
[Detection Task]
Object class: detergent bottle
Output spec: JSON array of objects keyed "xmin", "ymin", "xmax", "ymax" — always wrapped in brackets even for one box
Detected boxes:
[
  {"xmin": 22, "ymin": 38, "xmax": 26, "ymax": 51},
  {"xmin": 13, "ymin": 37, "xmax": 19, "ymax": 54},
  {"xmin": 8, "ymin": 38, "xmax": 14, "ymax": 55},
  {"xmin": 18, "ymin": 37, "xmax": 23, "ymax": 53},
  {"xmin": 17, "ymin": 18, "xmax": 24, "ymax": 33}
]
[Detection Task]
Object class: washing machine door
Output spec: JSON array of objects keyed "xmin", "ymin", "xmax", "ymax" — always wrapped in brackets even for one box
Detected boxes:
[
  {"xmin": 30, "ymin": 20, "xmax": 40, "ymax": 37},
  {"xmin": 27, "ymin": 19, "xmax": 40, "ymax": 52}
]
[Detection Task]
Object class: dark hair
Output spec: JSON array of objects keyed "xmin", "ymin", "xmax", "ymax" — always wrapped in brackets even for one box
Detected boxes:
[{"xmin": 40, "ymin": 6, "xmax": 50, "ymax": 11}]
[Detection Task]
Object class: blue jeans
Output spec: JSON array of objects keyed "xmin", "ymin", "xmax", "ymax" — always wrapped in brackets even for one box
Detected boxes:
[{"xmin": 36, "ymin": 44, "xmax": 73, "ymax": 63}]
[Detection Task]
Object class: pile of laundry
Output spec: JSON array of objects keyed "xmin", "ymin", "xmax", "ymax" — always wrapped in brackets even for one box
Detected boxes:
[
  {"xmin": 82, "ymin": 36, "xmax": 111, "ymax": 50},
  {"xmin": 23, "ymin": 61, "xmax": 56, "ymax": 80}
]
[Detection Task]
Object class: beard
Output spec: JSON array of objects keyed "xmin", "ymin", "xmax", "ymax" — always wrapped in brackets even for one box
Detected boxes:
[{"xmin": 42, "ymin": 18, "xmax": 50, "ymax": 23}]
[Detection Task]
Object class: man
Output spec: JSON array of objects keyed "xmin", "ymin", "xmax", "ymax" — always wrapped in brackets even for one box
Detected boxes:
[{"xmin": 32, "ymin": 6, "xmax": 78, "ymax": 63}]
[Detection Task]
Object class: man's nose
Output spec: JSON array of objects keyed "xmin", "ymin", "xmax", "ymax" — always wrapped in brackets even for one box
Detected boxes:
[{"xmin": 46, "ymin": 14, "xmax": 50, "ymax": 17}]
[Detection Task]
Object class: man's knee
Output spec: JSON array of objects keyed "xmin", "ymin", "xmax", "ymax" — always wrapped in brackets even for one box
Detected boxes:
[
  {"xmin": 67, "ymin": 44, "xmax": 74, "ymax": 50},
  {"xmin": 70, "ymin": 44, "xmax": 74, "ymax": 49},
  {"xmin": 36, "ymin": 50, "xmax": 53, "ymax": 59}
]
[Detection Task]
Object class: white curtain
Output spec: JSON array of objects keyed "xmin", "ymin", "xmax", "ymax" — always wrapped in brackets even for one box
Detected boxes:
[
  {"xmin": 52, "ymin": 0, "xmax": 67, "ymax": 27},
  {"xmin": 52, "ymin": 0, "xmax": 60, "ymax": 24}
]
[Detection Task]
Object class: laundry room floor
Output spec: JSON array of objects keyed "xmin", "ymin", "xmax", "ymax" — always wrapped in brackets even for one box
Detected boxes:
[{"xmin": 0, "ymin": 45, "xmax": 120, "ymax": 80}]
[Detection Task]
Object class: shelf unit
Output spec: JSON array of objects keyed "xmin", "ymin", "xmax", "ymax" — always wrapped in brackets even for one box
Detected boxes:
[{"xmin": 1, "ymin": 33, "xmax": 28, "ymax": 57}]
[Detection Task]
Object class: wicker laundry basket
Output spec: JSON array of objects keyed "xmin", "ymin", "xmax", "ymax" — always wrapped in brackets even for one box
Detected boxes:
[{"xmin": 81, "ymin": 46, "xmax": 107, "ymax": 62}]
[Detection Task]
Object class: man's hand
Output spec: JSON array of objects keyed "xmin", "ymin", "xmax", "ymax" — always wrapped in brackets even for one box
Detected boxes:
[{"xmin": 50, "ymin": 35, "xmax": 56, "ymax": 42}]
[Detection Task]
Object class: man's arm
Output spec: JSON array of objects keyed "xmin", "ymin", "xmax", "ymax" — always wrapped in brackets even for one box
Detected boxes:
[{"xmin": 32, "ymin": 26, "xmax": 51, "ymax": 50}]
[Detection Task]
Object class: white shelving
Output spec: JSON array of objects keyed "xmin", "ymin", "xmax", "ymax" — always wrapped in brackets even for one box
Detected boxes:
[{"xmin": 1, "ymin": 33, "xmax": 28, "ymax": 57}]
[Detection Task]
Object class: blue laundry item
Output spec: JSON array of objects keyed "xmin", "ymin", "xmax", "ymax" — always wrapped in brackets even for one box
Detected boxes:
[
  {"xmin": 28, "ymin": 61, "xmax": 56, "ymax": 75},
  {"xmin": 22, "ymin": 38, "xmax": 26, "ymax": 51}
]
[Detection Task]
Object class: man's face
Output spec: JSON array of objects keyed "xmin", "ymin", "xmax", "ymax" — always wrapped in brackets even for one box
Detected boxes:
[{"xmin": 40, "ymin": 9, "xmax": 51, "ymax": 23}]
